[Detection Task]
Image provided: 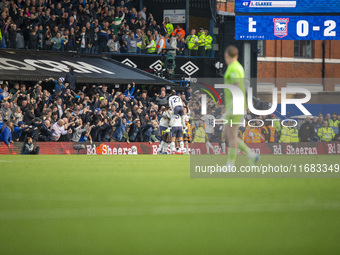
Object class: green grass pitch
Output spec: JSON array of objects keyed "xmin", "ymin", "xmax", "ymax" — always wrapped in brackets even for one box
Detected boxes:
[{"xmin": 1, "ymin": 154, "xmax": 340, "ymax": 255}]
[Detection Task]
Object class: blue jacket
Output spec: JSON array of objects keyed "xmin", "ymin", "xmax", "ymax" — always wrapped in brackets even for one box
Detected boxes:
[
  {"xmin": 0, "ymin": 126, "xmax": 13, "ymax": 145},
  {"xmin": 124, "ymin": 86, "xmax": 135, "ymax": 99},
  {"xmin": 54, "ymin": 80, "xmax": 65, "ymax": 94},
  {"xmin": 112, "ymin": 118, "xmax": 126, "ymax": 142},
  {"xmin": 13, "ymin": 126, "xmax": 29, "ymax": 141}
]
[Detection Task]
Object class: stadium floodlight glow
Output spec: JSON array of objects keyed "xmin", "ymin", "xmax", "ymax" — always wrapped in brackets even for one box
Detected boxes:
[{"xmin": 202, "ymin": 85, "xmax": 312, "ymax": 116}]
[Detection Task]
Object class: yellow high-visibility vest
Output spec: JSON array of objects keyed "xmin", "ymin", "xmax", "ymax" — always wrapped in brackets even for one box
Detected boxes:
[
  {"xmin": 148, "ymin": 40, "xmax": 156, "ymax": 53},
  {"xmin": 186, "ymin": 35, "xmax": 198, "ymax": 50},
  {"xmin": 290, "ymin": 128, "xmax": 299, "ymax": 143},
  {"xmin": 198, "ymin": 32, "xmax": 206, "ymax": 47},
  {"xmin": 317, "ymin": 127, "xmax": 335, "ymax": 142},
  {"xmin": 329, "ymin": 119, "xmax": 339, "ymax": 134},
  {"xmin": 166, "ymin": 23, "xmax": 174, "ymax": 36},
  {"xmin": 279, "ymin": 127, "xmax": 291, "ymax": 143},
  {"xmin": 205, "ymin": 35, "xmax": 213, "ymax": 50},
  {"xmin": 193, "ymin": 127, "xmax": 205, "ymax": 143}
]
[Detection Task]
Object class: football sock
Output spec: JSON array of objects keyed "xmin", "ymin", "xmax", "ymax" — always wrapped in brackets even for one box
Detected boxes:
[
  {"xmin": 162, "ymin": 142, "xmax": 168, "ymax": 153},
  {"xmin": 238, "ymin": 141, "xmax": 254, "ymax": 157},
  {"xmin": 179, "ymin": 141, "xmax": 184, "ymax": 152},
  {"xmin": 206, "ymin": 142, "xmax": 214, "ymax": 153},
  {"xmin": 170, "ymin": 142, "xmax": 175, "ymax": 153},
  {"xmin": 185, "ymin": 141, "xmax": 189, "ymax": 152},
  {"xmin": 158, "ymin": 141, "xmax": 164, "ymax": 152},
  {"xmin": 181, "ymin": 116, "xmax": 186, "ymax": 130},
  {"xmin": 221, "ymin": 142, "xmax": 226, "ymax": 153},
  {"xmin": 227, "ymin": 148, "xmax": 237, "ymax": 165}
]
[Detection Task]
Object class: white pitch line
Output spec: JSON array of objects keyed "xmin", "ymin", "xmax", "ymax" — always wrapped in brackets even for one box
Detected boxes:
[{"xmin": 1, "ymin": 202, "xmax": 340, "ymax": 220}]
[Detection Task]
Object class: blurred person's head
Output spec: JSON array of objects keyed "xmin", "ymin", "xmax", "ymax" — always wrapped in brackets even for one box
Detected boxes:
[
  {"xmin": 332, "ymin": 112, "xmax": 337, "ymax": 120},
  {"xmin": 44, "ymin": 120, "xmax": 51, "ymax": 128},
  {"xmin": 224, "ymin": 45, "xmax": 239, "ymax": 66}
]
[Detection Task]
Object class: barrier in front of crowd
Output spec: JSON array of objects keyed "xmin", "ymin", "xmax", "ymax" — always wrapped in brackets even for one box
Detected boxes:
[{"xmin": 0, "ymin": 142, "xmax": 340, "ymax": 155}]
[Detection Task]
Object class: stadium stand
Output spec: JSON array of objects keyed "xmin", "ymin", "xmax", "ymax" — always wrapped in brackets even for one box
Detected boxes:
[
  {"xmin": 1, "ymin": 79, "xmax": 339, "ymax": 147},
  {"xmin": 0, "ymin": 0, "xmax": 212, "ymax": 56}
]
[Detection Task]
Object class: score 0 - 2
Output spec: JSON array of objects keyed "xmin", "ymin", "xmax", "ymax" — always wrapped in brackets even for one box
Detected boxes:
[{"xmin": 296, "ymin": 20, "xmax": 336, "ymax": 37}]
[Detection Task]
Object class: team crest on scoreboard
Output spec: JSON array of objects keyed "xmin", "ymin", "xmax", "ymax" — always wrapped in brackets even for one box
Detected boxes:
[{"xmin": 273, "ymin": 18, "xmax": 289, "ymax": 38}]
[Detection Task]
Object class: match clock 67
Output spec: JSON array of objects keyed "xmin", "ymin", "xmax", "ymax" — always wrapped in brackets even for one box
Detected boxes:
[{"xmin": 235, "ymin": 15, "xmax": 340, "ymax": 40}]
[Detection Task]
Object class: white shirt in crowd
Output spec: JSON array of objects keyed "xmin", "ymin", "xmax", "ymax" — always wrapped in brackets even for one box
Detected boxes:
[
  {"xmin": 50, "ymin": 122, "xmax": 67, "ymax": 141},
  {"xmin": 201, "ymin": 114, "xmax": 216, "ymax": 134}
]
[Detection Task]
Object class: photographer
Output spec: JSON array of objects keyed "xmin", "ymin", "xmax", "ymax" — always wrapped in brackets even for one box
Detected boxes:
[{"xmin": 23, "ymin": 137, "xmax": 40, "ymax": 155}]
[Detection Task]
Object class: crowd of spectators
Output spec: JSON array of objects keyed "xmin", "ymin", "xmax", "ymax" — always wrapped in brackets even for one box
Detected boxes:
[
  {"xmin": 0, "ymin": 0, "xmax": 213, "ymax": 56},
  {"xmin": 0, "ymin": 75, "xmax": 192, "ymax": 145},
  {"xmin": 0, "ymin": 76, "xmax": 339, "ymax": 147},
  {"xmin": 189, "ymin": 95, "xmax": 340, "ymax": 145},
  {"xmin": 240, "ymin": 113, "xmax": 340, "ymax": 144}
]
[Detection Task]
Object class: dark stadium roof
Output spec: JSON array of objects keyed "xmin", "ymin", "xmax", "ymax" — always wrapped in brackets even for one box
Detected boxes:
[{"xmin": 0, "ymin": 50, "xmax": 172, "ymax": 85}]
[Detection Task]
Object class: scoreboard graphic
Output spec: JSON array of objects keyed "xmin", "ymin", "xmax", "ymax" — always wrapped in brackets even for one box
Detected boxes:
[
  {"xmin": 236, "ymin": 0, "xmax": 340, "ymax": 14},
  {"xmin": 235, "ymin": 0, "xmax": 340, "ymax": 40},
  {"xmin": 236, "ymin": 16, "xmax": 340, "ymax": 40}
]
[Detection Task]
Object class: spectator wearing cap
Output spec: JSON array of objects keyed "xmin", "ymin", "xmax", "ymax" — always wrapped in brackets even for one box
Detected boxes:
[
  {"xmin": 204, "ymin": 29, "xmax": 213, "ymax": 57},
  {"xmin": 12, "ymin": 121, "xmax": 30, "ymax": 141},
  {"xmin": 0, "ymin": 121, "xmax": 14, "ymax": 146},
  {"xmin": 49, "ymin": 77, "xmax": 65, "ymax": 94},
  {"xmin": 197, "ymin": 27, "xmax": 206, "ymax": 56}
]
